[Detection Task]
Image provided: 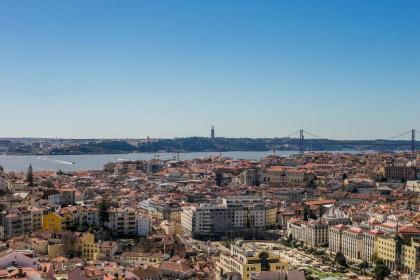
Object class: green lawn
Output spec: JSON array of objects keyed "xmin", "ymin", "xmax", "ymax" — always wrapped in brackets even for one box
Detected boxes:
[{"xmin": 305, "ymin": 266, "xmax": 346, "ymax": 279}]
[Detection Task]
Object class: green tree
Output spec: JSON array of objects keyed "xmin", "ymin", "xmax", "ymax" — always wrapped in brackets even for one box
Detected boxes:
[
  {"xmin": 303, "ymin": 208, "xmax": 309, "ymax": 221},
  {"xmin": 41, "ymin": 179, "xmax": 54, "ymax": 188},
  {"xmin": 359, "ymin": 260, "xmax": 369, "ymax": 275},
  {"xmin": 98, "ymin": 199, "xmax": 110, "ymax": 227},
  {"xmin": 287, "ymin": 233, "xmax": 293, "ymax": 244},
  {"xmin": 335, "ymin": 251, "xmax": 347, "ymax": 267},
  {"xmin": 27, "ymin": 164, "xmax": 34, "ymax": 187},
  {"xmin": 62, "ymin": 232, "xmax": 78, "ymax": 258},
  {"xmin": 371, "ymin": 253, "xmax": 380, "ymax": 264},
  {"xmin": 374, "ymin": 260, "xmax": 390, "ymax": 280},
  {"xmin": 215, "ymin": 172, "xmax": 223, "ymax": 186}
]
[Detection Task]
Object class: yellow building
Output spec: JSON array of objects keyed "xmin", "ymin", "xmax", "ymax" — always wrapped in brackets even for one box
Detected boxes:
[
  {"xmin": 154, "ymin": 206, "xmax": 183, "ymax": 234},
  {"xmin": 400, "ymin": 238, "xmax": 420, "ymax": 274},
  {"xmin": 265, "ymin": 205, "xmax": 277, "ymax": 227},
  {"xmin": 376, "ymin": 235, "xmax": 420, "ymax": 274},
  {"xmin": 42, "ymin": 212, "xmax": 63, "ymax": 233},
  {"xmin": 375, "ymin": 235, "xmax": 396, "ymax": 269},
  {"xmin": 155, "ymin": 207, "xmax": 182, "ymax": 224},
  {"xmin": 81, "ymin": 232, "xmax": 99, "ymax": 261},
  {"xmin": 217, "ymin": 239, "xmax": 288, "ymax": 280},
  {"xmin": 48, "ymin": 244, "xmax": 65, "ymax": 258}
]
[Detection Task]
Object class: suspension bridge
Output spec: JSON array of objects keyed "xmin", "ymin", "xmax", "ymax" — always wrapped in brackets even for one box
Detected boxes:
[{"xmin": 284, "ymin": 129, "xmax": 419, "ymax": 155}]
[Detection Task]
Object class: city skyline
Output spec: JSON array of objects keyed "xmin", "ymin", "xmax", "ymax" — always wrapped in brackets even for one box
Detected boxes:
[{"xmin": 1, "ymin": 0, "xmax": 419, "ymax": 139}]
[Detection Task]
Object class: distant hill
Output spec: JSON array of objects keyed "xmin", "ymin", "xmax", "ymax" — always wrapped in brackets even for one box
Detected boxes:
[{"xmin": 47, "ymin": 137, "xmax": 418, "ymax": 155}]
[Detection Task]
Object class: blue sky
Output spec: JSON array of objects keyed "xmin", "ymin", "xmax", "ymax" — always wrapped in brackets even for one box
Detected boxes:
[{"xmin": 0, "ymin": 0, "xmax": 419, "ymax": 139}]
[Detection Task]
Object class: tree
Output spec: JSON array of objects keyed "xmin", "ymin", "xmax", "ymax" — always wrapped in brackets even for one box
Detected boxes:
[
  {"xmin": 309, "ymin": 211, "xmax": 318, "ymax": 220},
  {"xmin": 41, "ymin": 179, "xmax": 54, "ymax": 188},
  {"xmin": 98, "ymin": 199, "xmax": 110, "ymax": 227},
  {"xmin": 359, "ymin": 260, "xmax": 369, "ymax": 275},
  {"xmin": 303, "ymin": 208, "xmax": 309, "ymax": 221},
  {"xmin": 27, "ymin": 164, "xmax": 34, "ymax": 187},
  {"xmin": 215, "ymin": 172, "xmax": 223, "ymax": 186},
  {"xmin": 62, "ymin": 232, "xmax": 78, "ymax": 258},
  {"xmin": 371, "ymin": 253, "xmax": 380, "ymax": 264},
  {"xmin": 308, "ymin": 179, "xmax": 316, "ymax": 188},
  {"xmin": 335, "ymin": 251, "xmax": 347, "ymax": 267},
  {"xmin": 374, "ymin": 260, "xmax": 390, "ymax": 280},
  {"xmin": 350, "ymin": 187, "xmax": 359, "ymax": 194},
  {"xmin": 287, "ymin": 233, "xmax": 293, "ymax": 244}
]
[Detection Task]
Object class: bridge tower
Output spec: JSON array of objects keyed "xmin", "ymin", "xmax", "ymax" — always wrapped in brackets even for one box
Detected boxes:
[
  {"xmin": 299, "ymin": 129, "xmax": 304, "ymax": 154},
  {"xmin": 412, "ymin": 129, "xmax": 416, "ymax": 154}
]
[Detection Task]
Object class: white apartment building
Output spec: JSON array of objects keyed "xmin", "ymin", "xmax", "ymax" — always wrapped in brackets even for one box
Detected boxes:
[
  {"xmin": 341, "ymin": 227, "xmax": 364, "ymax": 261},
  {"xmin": 304, "ymin": 222, "xmax": 329, "ymax": 247},
  {"xmin": 181, "ymin": 197, "xmax": 267, "ymax": 239},
  {"xmin": 329, "ymin": 224, "xmax": 349, "ymax": 255},
  {"xmin": 2, "ymin": 208, "xmax": 32, "ymax": 238},
  {"xmin": 233, "ymin": 206, "xmax": 266, "ymax": 228},
  {"xmin": 289, "ymin": 220, "xmax": 304, "ymax": 242},
  {"xmin": 288, "ymin": 219, "xmax": 328, "ymax": 247},
  {"xmin": 29, "ymin": 207, "xmax": 43, "ymax": 231},
  {"xmin": 136, "ymin": 216, "xmax": 151, "ymax": 236},
  {"xmin": 374, "ymin": 222, "xmax": 397, "ymax": 234},
  {"xmin": 42, "ymin": 189, "xmax": 61, "ymax": 206},
  {"xmin": 106, "ymin": 207, "xmax": 137, "ymax": 236},
  {"xmin": 363, "ymin": 229, "xmax": 384, "ymax": 263},
  {"xmin": 181, "ymin": 203, "xmax": 229, "ymax": 237}
]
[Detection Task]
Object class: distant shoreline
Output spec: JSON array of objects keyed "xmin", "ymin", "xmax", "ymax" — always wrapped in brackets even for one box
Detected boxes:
[
  {"xmin": 0, "ymin": 137, "xmax": 417, "ymax": 156},
  {"xmin": 0, "ymin": 148, "xmax": 410, "ymax": 156}
]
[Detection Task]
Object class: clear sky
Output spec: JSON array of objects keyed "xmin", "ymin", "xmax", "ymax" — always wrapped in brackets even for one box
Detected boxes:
[{"xmin": 0, "ymin": 1, "xmax": 419, "ymax": 140}]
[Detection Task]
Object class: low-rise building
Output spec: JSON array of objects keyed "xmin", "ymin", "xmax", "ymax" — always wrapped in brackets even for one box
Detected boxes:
[
  {"xmin": 81, "ymin": 232, "xmax": 99, "ymax": 261},
  {"xmin": 115, "ymin": 252, "xmax": 164, "ymax": 267},
  {"xmin": 217, "ymin": 239, "xmax": 288, "ymax": 280},
  {"xmin": 42, "ymin": 212, "xmax": 63, "ymax": 233},
  {"xmin": 1, "ymin": 208, "xmax": 32, "ymax": 238},
  {"xmin": 106, "ymin": 207, "xmax": 137, "ymax": 236},
  {"xmin": 288, "ymin": 219, "xmax": 328, "ymax": 247}
]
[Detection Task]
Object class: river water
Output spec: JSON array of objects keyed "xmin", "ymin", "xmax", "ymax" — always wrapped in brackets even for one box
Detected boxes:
[{"xmin": 0, "ymin": 150, "xmax": 360, "ymax": 172}]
